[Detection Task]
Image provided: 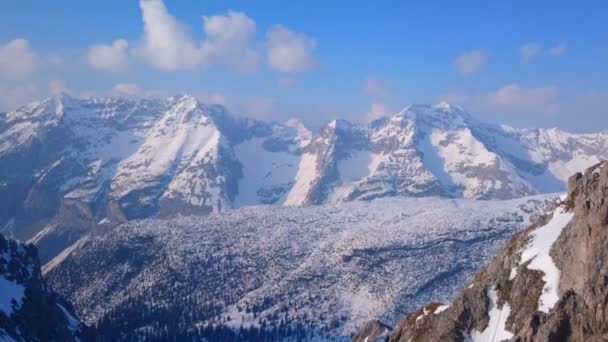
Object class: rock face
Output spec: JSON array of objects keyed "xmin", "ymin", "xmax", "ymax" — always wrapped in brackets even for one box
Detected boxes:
[
  {"xmin": 1, "ymin": 95, "xmax": 607, "ymax": 263},
  {"xmin": 352, "ymin": 320, "xmax": 392, "ymax": 342},
  {"xmin": 0, "ymin": 233, "xmax": 83, "ymax": 341},
  {"xmin": 381, "ymin": 161, "xmax": 608, "ymax": 342}
]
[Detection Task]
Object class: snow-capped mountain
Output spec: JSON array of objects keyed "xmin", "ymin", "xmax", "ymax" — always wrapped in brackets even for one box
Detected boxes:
[
  {"xmin": 44, "ymin": 195, "xmax": 554, "ymax": 339},
  {"xmin": 0, "ymin": 233, "xmax": 83, "ymax": 341},
  {"xmin": 1, "ymin": 95, "xmax": 606, "ymax": 262}
]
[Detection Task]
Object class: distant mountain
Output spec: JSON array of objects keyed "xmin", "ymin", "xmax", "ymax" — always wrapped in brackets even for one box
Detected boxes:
[
  {"xmin": 0, "ymin": 233, "xmax": 83, "ymax": 341},
  {"xmin": 43, "ymin": 195, "xmax": 554, "ymax": 339},
  {"xmin": 1, "ymin": 95, "xmax": 606, "ymax": 262},
  {"xmin": 372, "ymin": 161, "xmax": 608, "ymax": 341}
]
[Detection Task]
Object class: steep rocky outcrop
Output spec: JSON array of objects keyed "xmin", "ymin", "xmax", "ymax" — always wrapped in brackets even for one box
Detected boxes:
[
  {"xmin": 352, "ymin": 320, "xmax": 392, "ymax": 342},
  {"xmin": 374, "ymin": 161, "xmax": 608, "ymax": 341},
  {"xmin": 0, "ymin": 233, "xmax": 83, "ymax": 341}
]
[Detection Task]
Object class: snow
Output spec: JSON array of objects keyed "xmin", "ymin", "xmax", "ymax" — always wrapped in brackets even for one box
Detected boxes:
[
  {"xmin": 519, "ymin": 205, "xmax": 573, "ymax": 312},
  {"xmin": 434, "ymin": 304, "xmax": 450, "ymax": 314},
  {"xmin": 0, "ymin": 329, "xmax": 17, "ymax": 342},
  {"xmin": 233, "ymin": 137, "xmax": 300, "ymax": 206},
  {"xmin": 0, "ymin": 276, "xmax": 25, "ymax": 316},
  {"xmin": 469, "ymin": 287, "xmax": 513, "ymax": 342},
  {"xmin": 42, "ymin": 235, "xmax": 90, "ymax": 275},
  {"xmin": 49, "ymin": 194, "xmax": 555, "ymax": 336},
  {"xmin": 548, "ymin": 154, "xmax": 600, "ymax": 182},
  {"xmin": 56, "ymin": 303, "xmax": 81, "ymax": 332},
  {"xmin": 284, "ymin": 152, "xmax": 318, "ymax": 206}
]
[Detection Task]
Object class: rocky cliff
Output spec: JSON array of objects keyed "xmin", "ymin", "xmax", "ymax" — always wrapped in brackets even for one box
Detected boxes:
[
  {"xmin": 367, "ymin": 161, "xmax": 608, "ymax": 341},
  {"xmin": 0, "ymin": 233, "xmax": 83, "ymax": 341}
]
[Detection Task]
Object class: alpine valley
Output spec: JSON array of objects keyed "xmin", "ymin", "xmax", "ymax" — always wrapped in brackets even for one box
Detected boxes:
[{"xmin": 1, "ymin": 94, "xmax": 607, "ymax": 340}]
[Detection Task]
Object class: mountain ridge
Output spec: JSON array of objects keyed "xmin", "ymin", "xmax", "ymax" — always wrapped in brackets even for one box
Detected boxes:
[{"xmin": 1, "ymin": 95, "xmax": 606, "ymax": 262}]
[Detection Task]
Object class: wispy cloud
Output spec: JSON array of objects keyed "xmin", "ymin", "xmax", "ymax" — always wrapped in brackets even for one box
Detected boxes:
[
  {"xmin": 521, "ymin": 42, "xmax": 543, "ymax": 61},
  {"xmin": 453, "ymin": 49, "xmax": 488, "ymax": 77},
  {"xmin": 266, "ymin": 25, "xmax": 317, "ymax": 73},
  {"xmin": 520, "ymin": 41, "xmax": 568, "ymax": 61},
  {"xmin": 548, "ymin": 42, "xmax": 568, "ymax": 55}
]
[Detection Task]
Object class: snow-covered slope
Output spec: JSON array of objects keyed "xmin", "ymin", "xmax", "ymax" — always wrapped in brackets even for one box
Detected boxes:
[
  {"xmin": 44, "ymin": 195, "xmax": 555, "ymax": 339},
  {"xmin": 0, "ymin": 96, "xmax": 606, "ymax": 262},
  {"xmin": 0, "ymin": 234, "xmax": 83, "ymax": 341}
]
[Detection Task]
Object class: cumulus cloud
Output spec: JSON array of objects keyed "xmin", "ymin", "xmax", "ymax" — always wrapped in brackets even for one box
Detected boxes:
[
  {"xmin": 521, "ymin": 42, "xmax": 543, "ymax": 61},
  {"xmin": 135, "ymin": 0, "xmax": 318, "ymax": 74},
  {"xmin": 480, "ymin": 83, "xmax": 560, "ymax": 115},
  {"xmin": 0, "ymin": 39, "xmax": 37, "ymax": 79},
  {"xmin": 113, "ymin": 83, "xmax": 140, "ymax": 96},
  {"xmin": 137, "ymin": 0, "xmax": 205, "ymax": 70},
  {"xmin": 201, "ymin": 11, "xmax": 260, "ymax": 73},
  {"xmin": 137, "ymin": 0, "xmax": 260, "ymax": 72},
  {"xmin": 88, "ymin": 39, "xmax": 129, "ymax": 72},
  {"xmin": 266, "ymin": 25, "xmax": 317, "ymax": 73},
  {"xmin": 453, "ymin": 49, "xmax": 487, "ymax": 77}
]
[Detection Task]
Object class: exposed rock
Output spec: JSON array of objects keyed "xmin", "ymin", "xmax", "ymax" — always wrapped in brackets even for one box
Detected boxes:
[
  {"xmin": 352, "ymin": 320, "xmax": 392, "ymax": 342},
  {"xmin": 376, "ymin": 161, "xmax": 608, "ymax": 341},
  {"xmin": 0, "ymin": 233, "xmax": 83, "ymax": 341}
]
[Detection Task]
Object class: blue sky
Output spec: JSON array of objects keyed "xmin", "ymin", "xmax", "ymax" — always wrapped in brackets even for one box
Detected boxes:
[{"xmin": 0, "ymin": 1, "xmax": 606, "ymax": 131}]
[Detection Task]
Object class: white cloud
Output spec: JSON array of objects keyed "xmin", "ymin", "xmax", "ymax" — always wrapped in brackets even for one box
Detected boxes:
[
  {"xmin": 364, "ymin": 103, "xmax": 391, "ymax": 122},
  {"xmin": 201, "ymin": 11, "xmax": 260, "ymax": 73},
  {"xmin": 88, "ymin": 39, "xmax": 129, "ymax": 72},
  {"xmin": 480, "ymin": 83, "xmax": 560, "ymax": 115},
  {"xmin": 0, "ymin": 39, "xmax": 37, "ymax": 80},
  {"xmin": 521, "ymin": 42, "xmax": 543, "ymax": 61},
  {"xmin": 137, "ymin": 0, "xmax": 206, "ymax": 70},
  {"xmin": 136, "ymin": 0, "xmax": 318, "ymax": 74},
  {"xmin": 266, "ymin": 25, "xmax": 317, "ymax": 73},
  {"xmin": 113, "ymin": 83, "xmax": 140, "ymax": 96},
  {"xmin": 453, "ymin": 49, "xmax": 487, "ymax": 77},
  {"xmin": 548, "ymin": 42, "xmax": 567, "ymax": 55},
  {"xmin": 520, "ymin": 41, "xmax": 567, "ymax": 61},
  {"xmin": 137, "ymin": 0, "xmax": 259, "ymax": 72}
]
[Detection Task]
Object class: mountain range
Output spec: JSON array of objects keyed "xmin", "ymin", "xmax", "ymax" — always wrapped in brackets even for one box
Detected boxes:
[{"xmin": 1, "ymin": 94, "xmax": 606, "ymax": 262}]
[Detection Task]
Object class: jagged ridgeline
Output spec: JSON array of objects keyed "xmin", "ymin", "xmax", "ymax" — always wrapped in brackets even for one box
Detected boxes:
[
  {"xmin": 0, "ymin": 234, "xmax": 83, "ymax": 341},
  {"xmin": 1, "ymin": 95, "xmax": 607, "ymax": 266},
  {"xmin": 361, "ymin": 161, "xmax": 607, "ymax": 342}
]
